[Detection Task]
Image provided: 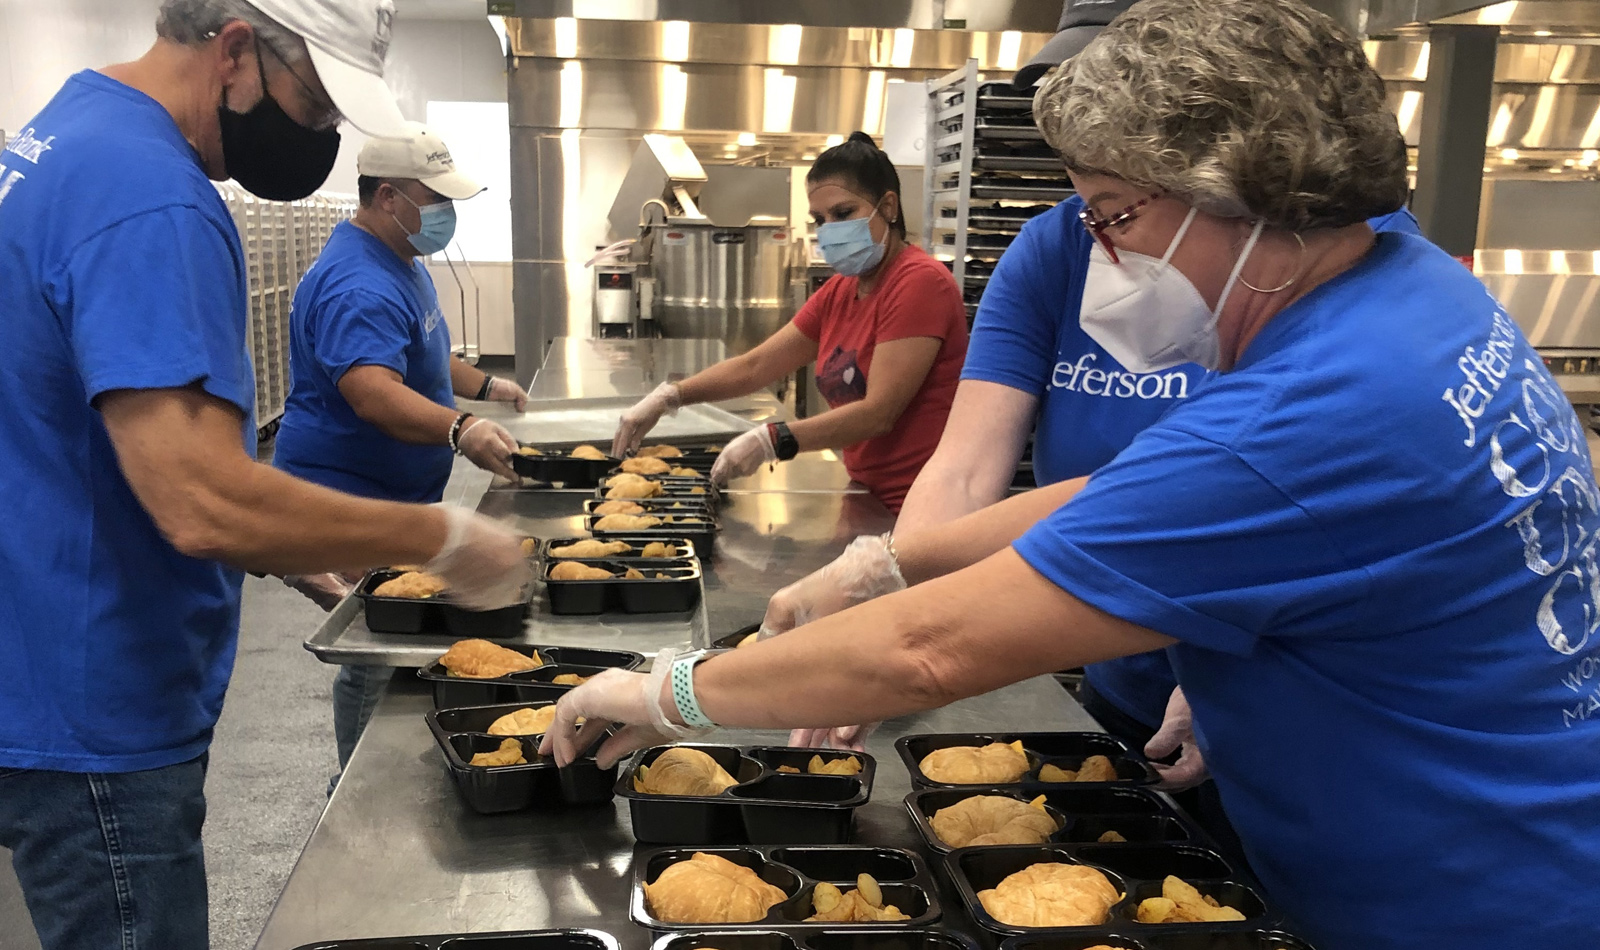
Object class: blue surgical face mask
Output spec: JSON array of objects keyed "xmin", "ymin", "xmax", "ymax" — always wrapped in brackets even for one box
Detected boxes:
[
  {"xmin": 394, "ymin": 189, "xmax": 457, "ymax": 256},
  {"xmin": 816, "ymin": 204, "xmax": 887, "ymax": 277}
]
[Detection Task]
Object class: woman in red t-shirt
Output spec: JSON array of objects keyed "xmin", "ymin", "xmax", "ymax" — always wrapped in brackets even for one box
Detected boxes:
[{"xmin": 613, "ymin": 132, "xmax": 968, "ymax": 513}]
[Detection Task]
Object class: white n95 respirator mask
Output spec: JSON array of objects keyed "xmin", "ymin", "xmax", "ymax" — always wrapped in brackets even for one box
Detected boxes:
[{"xmin": 1080, "ymin": 206, "xmax": 1264, "ymax": 373}]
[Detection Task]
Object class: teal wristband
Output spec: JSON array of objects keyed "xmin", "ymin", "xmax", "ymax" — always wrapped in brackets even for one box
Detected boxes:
[{"xmin": 670, "ymin": 655, "xmax": 716, "ymax": 728}]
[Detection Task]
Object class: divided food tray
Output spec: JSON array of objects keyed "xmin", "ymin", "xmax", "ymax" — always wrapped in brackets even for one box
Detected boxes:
[
  {"xmin": 290, "ymin": 926, "xmax": 621, "ymax": 950},
  {"xmin": 618, "ymin": 744, "xmax": 876, "ymax": 844},
  {"xmin": 544, "ymin": 536, "xmax": 698, "ymax": 561},
  {"xmin": 905, "ymin": 786, "xmax": 1194, "ymax": 856},
  {"xmin": 582, "ymin": 498, "xmax": 715, "ymax": 520},
  {"xmin": 416, "ymin": 644, "xmax": 646, "ymax": 709},
  {"xmin": 512, "ymin": 447, "xmax": 618, "ymax": 488},
  {"xmin": 588, "ymin": 514, "xmax": 719, "ymax": 556},
  {"xmin": 946, "ymin": 842, "xmax": 1283, "ymax": 942},
  {"xmin": 595, "ymin": 479, "xmax": 721, "ymax": 511},
  {"xmin": 544, "ymin": 558, "xmax": 703, "ymax": 615},
  {"xmin": 358, "ymin": 569, "xmax": 532, "ymax": 638},
  {"xmin": 427, "ymin": 701, "xmax": 616, "ymax": 813},
  {"xmin": 632, "ymin": 846, "xmax": 940, "ymax": 931},
  {"xmin": 897, "ymin": 733, "xmax": 1159, "ymax": 789},
  {"xmin": 650, "ymin": 929, "xmax": 981, "ymax": 950},
  {"xmin": 1000, "ymin": 933, "xmax": 1315, "ymax": 950}
]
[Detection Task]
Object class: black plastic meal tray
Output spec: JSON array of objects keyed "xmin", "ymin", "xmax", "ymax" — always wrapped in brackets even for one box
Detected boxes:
[
  {"xmin": 905, "ymin": 786, "xmax": 1195, "ymax": 856},
  {"xmin": 595, "ymin": 478, "xmax": 721, "ymax": 510},
  {"xmin": 357, "ymin": 569, "xmax": 531, "ymax": 638},
  {"xmin": 582, "ymin": 499, "xmax": 716, "ymax": 524},
  {"xmin": 426, "ymin": 702, "xmax": 616, "ymax": 813},
  {"xmin": 897, "ymin": 733, "xmax": 1159, "ymax": 789},
  {"xmin": 947, "ymin": 842, "xmax": 1288, "ymax": 942},
  {"xmin": 650, "ymin": 928, "xmax": 981, "ymax": 950},
  {"xmin": 618, "ymin": 744, "xmax": 876, "ymax": 845},
  {"xmin": 512, "ymin": 446, "xmax": 618, "ymax": 488},
  {"xmin": 544, "ymin": 558, "xmax": 702, "ymax": 615},
  {"xmin": 587, "ymin": 516, "xmax": 718, "ymax": 557},
  {"xmin": 711, "ymin": 623, "xmax": 763, "ymax": 651},
  {"xmin": 1000, "ymin": 931, "xmax": 1317, "ymax": 950},
  {"xmin": 416, "ymin": 644, "xmax": 646, "ymax": 709},
  {"xmin": 632, "ymin": 845, "xmax": 940, "ymax": 931},
  {"xmin": 543, "ymin": 536, "xmax": 698, "ymax": 562},
  {"xmin": 289, "ymin": 926, "xmax": 622, "ymax": 950}
]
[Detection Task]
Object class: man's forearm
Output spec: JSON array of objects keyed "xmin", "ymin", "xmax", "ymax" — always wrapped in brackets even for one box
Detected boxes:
[{"xmin": 895, "ymin": 477, "xmax": 1089, "ymax": 585}]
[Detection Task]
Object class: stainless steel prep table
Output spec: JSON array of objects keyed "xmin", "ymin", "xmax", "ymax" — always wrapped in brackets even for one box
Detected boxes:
[{"xmin": 252, "ymin": 676, "xmax": 1099, "ymax": 950}]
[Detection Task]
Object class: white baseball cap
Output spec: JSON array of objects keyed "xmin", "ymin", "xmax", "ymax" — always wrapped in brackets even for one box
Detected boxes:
[
  {"xmin": 358, "ymin": 122, "xmax": 486, "ymax": 200},
  {"xmin": 251, "ymin": 0, "xmax": 408, "ymax": 138}
]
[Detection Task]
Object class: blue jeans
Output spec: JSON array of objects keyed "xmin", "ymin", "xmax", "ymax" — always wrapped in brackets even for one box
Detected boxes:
[
  {"xmin": 331, "ymin": 664, "xmax": 392, "ymax": 784},
  {"xmin": 0, "ymin": 756, "xmax": 208, "ymax": 950}
]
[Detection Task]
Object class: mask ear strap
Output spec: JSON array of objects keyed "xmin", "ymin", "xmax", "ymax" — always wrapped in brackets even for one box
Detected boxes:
[
  {"xmin": 1211, "ymin": 219, "xmax": 1266, "ymax": 319},
  {"xmin": 1160, "ymin": 207, "xmax": 1200, "ymax": 265}
]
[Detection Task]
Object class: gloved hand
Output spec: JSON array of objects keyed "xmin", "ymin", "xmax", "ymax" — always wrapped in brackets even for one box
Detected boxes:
[
  {"xmin": 539, "ymin": 648, "xmax": 714, "ymax": 768},
  {"xmin": 457, "ymin": 416, "xmax": 519, "ymax": 480},
  {"xmin": 760, "ymin": 534, "xmax": 907, "ymax": 636},
  {"xmin": 789, "ymin": 721, "xmax": 879, "ymax": 753},
  {"xmin": 1145, "ymin": 687, "xmax": 1209, "ymax": 791},
  {"xmin": 709, "ymin": 426, "xmax": 778, "ymax": 485},
  {"xmin": 612, "ymin": 383, "xmax": 681, "ymax": 458},
  {"xmin": 483, "ymin": 376, "xmax": 529, "ymax": 411},
  {"xmin": 281, "ymin": 572, "xmax": 355, "ymax": 612},
  {"xmin": 422, "ymin": 505, "xmax": 533, "ymax": 610}
]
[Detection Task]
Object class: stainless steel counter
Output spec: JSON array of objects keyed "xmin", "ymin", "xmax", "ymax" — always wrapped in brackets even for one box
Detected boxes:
[
  {"xmin": 528, "ymin": 337, "xmax": 785, "ymax": 424},
  {"xmin": 252, "ymin": 675, "xmax": 1098, "ymax": 950}
]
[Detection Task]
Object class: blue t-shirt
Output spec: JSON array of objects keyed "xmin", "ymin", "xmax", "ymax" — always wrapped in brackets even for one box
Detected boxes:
[
  {"xmin": 0, "ymin": 72, "xmax": 254, "ymax": 772},
  {"xmin": 273, "ymin": 221, "xmax": 455, "ymax": 503},
  {"xmin": 1014, "ymin": 234, "xmax": 1600, "ymax": 950},
  {"xmin": 963, "ymin": 196, "xmax": 1423, "ymax": 727}
]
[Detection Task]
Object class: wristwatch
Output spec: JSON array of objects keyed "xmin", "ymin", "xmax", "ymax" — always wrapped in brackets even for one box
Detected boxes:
[{"xmin": 768, "ymin": 421, "xmax": 800, "ymax": 461}]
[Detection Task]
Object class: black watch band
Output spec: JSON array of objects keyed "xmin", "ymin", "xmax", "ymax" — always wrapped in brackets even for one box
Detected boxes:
[
  {"xmin": 770, "ymin": 421, "xmax": 800, "ymax": 461},
  {"xmin": 475, "ymin": 374, "xmax": 494, "ymax": 400}
]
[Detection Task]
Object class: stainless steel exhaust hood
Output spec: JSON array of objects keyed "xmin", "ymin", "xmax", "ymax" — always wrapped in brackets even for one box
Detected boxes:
[{"xmin": 490, "ymin": 0, "xmax": 1064, "ymax": 32}]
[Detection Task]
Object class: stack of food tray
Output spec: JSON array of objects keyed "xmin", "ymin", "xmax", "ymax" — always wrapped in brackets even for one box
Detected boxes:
[
  {"xmin": 354, "ymin": 533, "xmax": 540, "ymax": 636},
  {"xmin": 541, "ymin": 536, "xmax": 702, "ymax": 615}
]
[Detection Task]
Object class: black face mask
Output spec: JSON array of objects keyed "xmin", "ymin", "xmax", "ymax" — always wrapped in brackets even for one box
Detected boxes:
[{"xmin": 217, "ymin": 45, "xmax": 341, "ymax": 202}]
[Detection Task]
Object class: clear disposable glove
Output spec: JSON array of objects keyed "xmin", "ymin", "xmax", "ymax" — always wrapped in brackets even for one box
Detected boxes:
[
  {"xmin": 612, "ymin": 383, "xmax": 681, "ymax": 458},
  {"xmin": 788, "ymin": 721, "xmax": 879, "ymax": 753},
  {"xmin": 1145, "ymin": 687, "xmax": 1209, "ymax": 791},
  {"xmin": 709, "ymin": 426, "xmax": 778, "ymax": 485},
  {"xmin": 760, "ymin": 534, "xmax": 907, "ymax": 636},
  {"xmin": 456, "ymin": 416, "xmax": 519, "ymax": 480},
  {"xmin": 281, "ymin": 572, "xmax": 355, "ymax": 612},
  {"xmin": 484, "ymin": 376, "xmax": 529, "ymax": 411},
  {"xmin": 539, "ymin": 648, "xmax": 713, "ymax": 768},
  {"xmin": 422, "ymin": 505, "xmax": 533, "ymax": 610}
]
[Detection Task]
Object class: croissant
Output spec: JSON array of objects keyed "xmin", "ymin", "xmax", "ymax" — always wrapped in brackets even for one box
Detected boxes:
[
  {"xmin": 550, "ymin": 539, "xmax": 631, "ymax": 558},
  {"xmin": 1039, "ymin": 755, "xmax": 1118, "ymax": 783},
  {"xmin": 640, "ymin": 542, "xmax": 677, "ymax": 558},
  {"xmin": 488, "ymin": 706, "xmax": 558, "ymax": 736},
  {"xmin": 372, "ymin": 571, "xmax": 448, "ymax": 599},
  {"xmin": 570, "ymin": 445, "xmax": 607, "ymax": 460},
  {"xmin": 919, "ymin": 740, "xmax": 1030, "ymax": 784},
  {"xmin": 634, "ymin": 747, "xmax": 738, "ymax": 796},
  {"xmin": 669, "ymin": 467, "xmax": 699, "ymax": 477},
  {"xmin": 595, "ymin": 514, "xmax": 662, "ymax": 531},
  {"xmin": 594, "ymin": 500, "xmax": 645, "ymax": 515},
  {"xmin": 605, "ymin": 479, "xmax": 664, "ymax": 499},
  {"xmin": 637, "ymin": 444, "xmax": 683, "ymax": 458},
  {"xmin": 644, "ymin": 851, "xmax": 787, "ymax": 923},
  {"xmin": 978, "ymin": 863, "xmax": 1121, "ymax": 927},
  {"xmin": 931, "ymin": 794, "xmax": 1058, "ymax": 848},
  {"xmin": 469, "ymin": 737, "xmax": 527, "ymax": 767},
  {"xmin": 438, "ymin": 640, "xmax": 541, "ymax": 679},
  {"xmin": 516, "ymin": 445, "xmax": 543, "ymax": 456},
  {"xmin": 621, "ymin": 456, "xmax": 672, "ymax": 475},
  {"xmin": 549, "ymin": 562, "xmax": 614, "ymax": 581},
  {"xmin": 519, "ymin": 538, "xmax": 539, "ymax": 557}
]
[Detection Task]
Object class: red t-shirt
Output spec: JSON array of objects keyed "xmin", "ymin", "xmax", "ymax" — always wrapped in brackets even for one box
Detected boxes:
[{"xmin": 792, "ymin": 244, "xmax": 968, "ymax": 512}]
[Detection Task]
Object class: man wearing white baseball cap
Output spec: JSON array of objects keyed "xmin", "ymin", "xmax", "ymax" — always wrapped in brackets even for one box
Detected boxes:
[
  {"xmin": 0, "ymin": 5, "xmax": 529, "ymax": 948},
  {"xmin": 274, "ymin": 124, "xmax": 531, "ymax": 777}
]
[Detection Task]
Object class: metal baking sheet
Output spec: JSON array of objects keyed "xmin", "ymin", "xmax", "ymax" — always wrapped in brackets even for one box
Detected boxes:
[
  {"xmin": 303, "ymin": 589, "xmax": 711, "ymax": 668},
  {"xmin": 507, "ymin": 400, "xmax": 753, "ymax": 453}
]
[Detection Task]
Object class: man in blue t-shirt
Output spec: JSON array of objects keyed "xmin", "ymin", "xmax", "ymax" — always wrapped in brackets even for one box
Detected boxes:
[
  {"xmin": 0, "ymin": 5, "xmax": 528, "ymax": 948},
  {"xmin": 273, "ymin": 125, "xmax": 529, "ymax": 774}
]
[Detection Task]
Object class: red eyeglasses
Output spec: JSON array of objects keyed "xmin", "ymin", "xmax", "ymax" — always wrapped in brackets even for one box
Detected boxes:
[{"xmin": 1078, "ymin": 191, "xmax": 1164, "ymax": 264}]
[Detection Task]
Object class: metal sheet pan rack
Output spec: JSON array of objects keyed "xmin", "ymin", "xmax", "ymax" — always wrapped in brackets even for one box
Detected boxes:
[
  {"xmin": 215, "ymin": 184, "xmax": 356, "ymax": 438},
  {"xmin": 921, "ymin": 63, "xmax": 1072, "ymax": 324}
]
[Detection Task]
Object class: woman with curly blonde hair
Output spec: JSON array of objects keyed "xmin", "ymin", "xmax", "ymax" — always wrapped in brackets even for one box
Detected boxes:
[{"xmin": 544, "ymin": 3, "xmax": 1600, "ymax": 948}]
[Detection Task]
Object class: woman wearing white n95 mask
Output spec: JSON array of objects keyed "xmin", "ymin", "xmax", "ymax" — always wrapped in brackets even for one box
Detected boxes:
[{"xmin": 611, "ymin": 132, "xmax": 968, "ymax": 513}]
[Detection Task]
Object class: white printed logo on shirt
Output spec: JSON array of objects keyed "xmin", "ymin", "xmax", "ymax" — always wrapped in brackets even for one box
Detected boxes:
[{"xmin": 1050, "ymin": 352, "xmax": 1194, "ymax": 401}]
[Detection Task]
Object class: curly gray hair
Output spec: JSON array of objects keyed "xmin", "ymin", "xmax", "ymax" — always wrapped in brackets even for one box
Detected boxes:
[
  {"xmin": 1034, "ymin": 0, "xmax": 1407, "ymax": 231},
  {"xmin": 157, "ymin": 0, "xmax": 307, "ymax": 63}
]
